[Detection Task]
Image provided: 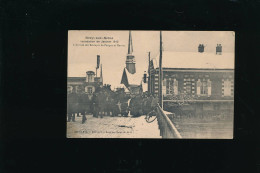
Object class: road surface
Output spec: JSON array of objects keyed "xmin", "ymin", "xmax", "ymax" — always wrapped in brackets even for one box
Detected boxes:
[{"xmin": 67, "ymin": 114, "xmax": 161, "ymax": 138}]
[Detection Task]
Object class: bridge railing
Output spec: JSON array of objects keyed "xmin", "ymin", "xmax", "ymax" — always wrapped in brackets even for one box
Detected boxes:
[{"xmin": 156, "ymin": 104, "xmax": 182, "ymax": 138}]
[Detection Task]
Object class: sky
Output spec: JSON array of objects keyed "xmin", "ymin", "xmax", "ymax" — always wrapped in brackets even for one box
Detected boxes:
[{"xmin": 68, "ymin": 30, "xmax": 235, "ymax": 89}]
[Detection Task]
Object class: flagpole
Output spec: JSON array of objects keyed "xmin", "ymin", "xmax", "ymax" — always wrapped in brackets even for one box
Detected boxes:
[{"xmin": 159, "ymin": 31, "xmax": 163, "ymax": 108}]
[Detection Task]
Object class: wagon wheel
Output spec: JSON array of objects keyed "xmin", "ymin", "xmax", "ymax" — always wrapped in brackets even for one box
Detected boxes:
[{"xmin": 145, "ymin": 110, "xmax": 157, "ymax": 123}]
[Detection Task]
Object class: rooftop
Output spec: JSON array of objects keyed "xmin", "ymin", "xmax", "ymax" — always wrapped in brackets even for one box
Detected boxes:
[
  {"xmin": 124, "ymin": 67, "xmax": 143, "ymax": 86},
  {"xmin": 67, "ymin": 77, "xmax": 85, "ymax": 82},
  {"xmin": 152, "ymin": 51, "xmax": 234, "ymax": 70}
]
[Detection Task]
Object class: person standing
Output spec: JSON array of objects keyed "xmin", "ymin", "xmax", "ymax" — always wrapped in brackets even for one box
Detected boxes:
[
  {"xmin": 79, "ymin": 92, "xmax": 88, "ymax": 124},
  {"xmin": 129, "ymin": 95, "xmax": 142, "ymax": 117},
  {"xmin": 115, "ymin": 101, "xmax": 121, "ymax": 116},
  {"xmin": 92, "ymin": 93, "xmax": 98, "ymax": 118},
  {"xmin": 142, "ymin": 94, "xmax": 149, "ymax": 115},
  {"xmin": 129, "ymin": 95, "xmax": 135, "ymax": 116},
  {"xmin": 109, "ymin": 97, "xmax": 116, "ymax": 116},
  {"xmin": 120, "ymin": 93, "xmax": 130, "ymax": 117},
  {"xmin": 151, "ymin": 95, "xmax": 158, "ymax": 111},
  {"xmin": 67, "ymin": 93, "xmax": 72, "ymax": 122},
  {"xmin": 97, "ymin": 91, "xmax": 104, "ymax": 118},
  {"xmin": 104, "ymin": 93, "xmax": 109, "ymax": 116},
  {"xmin": 113, "ymin": 91, "xmax": 121, "ymax": 116},
  {"xmin": 69, "ymin": 90, "xmax": 78, "ymax": 122},
  {"xmin": 136, "ymin": 94, "xmax": 143, "ymax": 116}
]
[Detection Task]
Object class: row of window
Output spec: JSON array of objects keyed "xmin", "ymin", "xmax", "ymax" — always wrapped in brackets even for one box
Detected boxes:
[
  {"xmin": 163, "ymin": 74, "xmax": 233, "ymax": 79},
  {"xmin": 67, "ymin": 86, "xmax": 94, "ymax": 94},
  {"xmin": 158, "ymin": 78, "xmax": 233, "ymax": 97}
]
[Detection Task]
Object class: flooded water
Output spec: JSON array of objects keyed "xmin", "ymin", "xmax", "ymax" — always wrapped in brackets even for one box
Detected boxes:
[{"xmin": 171, "ymin": 117, "xmax": 233, "ymax": 139}]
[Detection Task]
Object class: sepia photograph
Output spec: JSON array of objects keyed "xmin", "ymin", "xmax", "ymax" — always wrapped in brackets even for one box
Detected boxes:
[
  {"xmin": 67, "ymin": 30, "xmax": 235, "ymax": 139},
  {"xmin": 2, "ymin": 0, "xmax": 257, "ymax": 172}
]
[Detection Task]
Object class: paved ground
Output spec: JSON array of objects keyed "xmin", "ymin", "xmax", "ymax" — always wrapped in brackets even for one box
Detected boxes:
[{"xmin": 67, "ymin": 114, "xmax": 161, "ymax": 138}]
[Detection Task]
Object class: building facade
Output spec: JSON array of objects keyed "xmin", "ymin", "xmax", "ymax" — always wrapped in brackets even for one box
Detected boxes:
[
  {"xmin": 67, "ymin": 70, "xmax": 103, "ymax": 95},
  {"xmin": 148, "ymin": 46, "xmax": 234, "ymax": 117}
]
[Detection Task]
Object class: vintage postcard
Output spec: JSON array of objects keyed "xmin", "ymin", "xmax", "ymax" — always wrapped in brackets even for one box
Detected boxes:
[{"xmin": 67, "ymin": 30, "xmax": 235, "ymax": 139}]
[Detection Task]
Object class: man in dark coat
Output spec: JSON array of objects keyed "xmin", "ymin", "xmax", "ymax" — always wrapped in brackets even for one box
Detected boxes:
[
  {"xmin": 119, "ymin": 92, "xmax": 129, "ymax": 117},
  {"xmin": 129, "ymin": 95, "xmax": 143, "ymax": 117},
  {"xmin": 112, "ymin": 92, "xmax": 120, "ymax": 116},
  {"xmin": 78, "ymin": 93, "xmax": 89, "ymax": 124},
  {"xmin": 109, "ymin": 94, "xmax": 116, "ymax": 116},
  {"xmin": 109, "ymin": 97, "xmax": 116, "ymax": 116},
  {"xmin": 78, "ymin": 93, "xmax": 84, "ymax": 116},
  {"xmin": 67, "ymin": 90, "xmax": 78, "ymax": 122},
  {"xmin": 121, "ymin": 97, "xmax": 129, "ymax": 117},
  {"xmin": 67, "ymin": 93, "xmax": 72, "ymax": 122},
  {"xmin": 114, "ymin": 100, "xmax": 121, "ymax": 116},
  {"xmin": 104, "ymin": 93, "xmax": 110, "ymax": 116},
  {"xmin": 151, "ymin": 95, "xmax": 158, "ymax": 110},
  {"xmin": 97, "ymin": 91, "xmax": 105, "ymax": 118},
  {"xmin": 72, "ymin": 92, "xmax": 78, "ymax": 122},
  {"xmin": 142, "ymin": 95, "xmax": 149, "ymax": 115},
  {"xmin": 145, "ymin": 95, "xmax": 158, "ymax": 120},
  {"xmin": 92, "ymin": 93, "xmax": 98, "ymax": 118}
]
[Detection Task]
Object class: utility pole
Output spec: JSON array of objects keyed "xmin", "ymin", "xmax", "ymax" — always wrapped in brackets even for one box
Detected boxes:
[
  {"xmin": 148, "ymin": 52, "xmax": 151, "ymax": 93},
  {"xmin": 159, "ymin": 31, "xmax": 163, "ymax": 108}
]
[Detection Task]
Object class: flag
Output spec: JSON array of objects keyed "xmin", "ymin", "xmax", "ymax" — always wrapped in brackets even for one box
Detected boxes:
[{"xmin": 97, "ymin": 55, "xmax": 100, "ymax": 69}]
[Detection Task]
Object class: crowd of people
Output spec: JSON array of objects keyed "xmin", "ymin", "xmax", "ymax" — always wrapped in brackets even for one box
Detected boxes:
[{"xmin": 67, "ymin": 87, "xmax": 158, "ymax": 124}]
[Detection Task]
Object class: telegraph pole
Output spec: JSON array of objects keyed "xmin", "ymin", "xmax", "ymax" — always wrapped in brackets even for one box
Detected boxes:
[
  {"xmin": 159, "ymin": 31, "xmax": 163, "ymax": 108},
  {"xmin": 148, "ymin": 52, "xmax": 151, "ymax": 93}
]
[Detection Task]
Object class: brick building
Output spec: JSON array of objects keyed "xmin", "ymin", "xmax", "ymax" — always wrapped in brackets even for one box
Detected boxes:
[{"xmin": 148, "ymin": 45, "xmax": 234, "ymax": 117}]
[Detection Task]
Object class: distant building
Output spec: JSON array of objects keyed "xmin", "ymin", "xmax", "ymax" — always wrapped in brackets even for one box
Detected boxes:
[
  {"xmin": 67, "ymin": 65, "xmax": 103, "ymax": 95},
  {"xmin": 148, "ymin": 44, "xmax": 234, "ymax": 117},
  {"xmin": 121, "ymin": 31, "xmax": 143, "ymax": 95}
]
